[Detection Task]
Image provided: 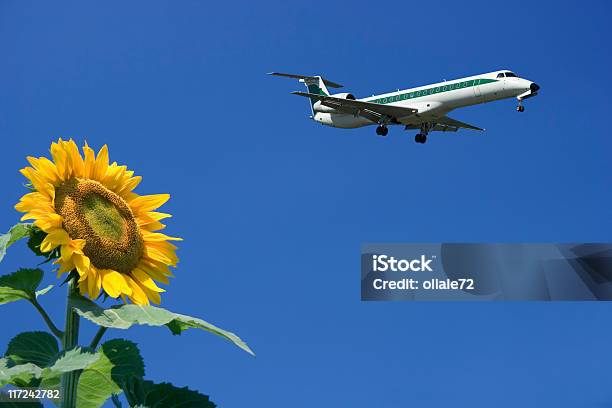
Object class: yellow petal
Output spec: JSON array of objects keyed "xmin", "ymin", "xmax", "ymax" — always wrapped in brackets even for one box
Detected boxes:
[
  {"xmin": 65, "ymin": 139, "xmax": 85, "ymax": 177},
  {"xmin": 50, "ymin": 141, "xmax": 69, "ymax": 180},
  {"xmin": 87, "ymin": 267, "xmax": 102, "ymax": 299},
  {"xmin": 140, "ymin": 258, "xmax": 174, "ymax": 278},
  {"xmin": 146, "ymin": 241, "xmax": 178, "ymax": 261},
  {"xmin": 136, "ymin": 261, "xmax": 170, "ymax": 284},
  {"xmin": 116, "ymin": 176, "xmax": 142, "ymax": 197},
  {"xmin": 60, "ymin": 244, "xmax": 75, "ymax": 263},
  {"xmin": 15, "ymin": 192, "xmax": 47, "ymax": 213},
  {"xmin": 144, "ymin": 245, "xmax": 174, "ymax": 266},
  {"xmin": 71, "ymin": 239, "xmax": 86, "ymax": 254},
  {"xmin": 136, "ymin": 212, "xmax": 173, "ymax": 232},
  {"xmin": 35, "ymin": 213, "xmax": 63, "ymax": 232},
  {"xmin": 73, "ymin": 254, "xmax": 91, "ymax": 281},
  {"xmin": 20, "ymin": 207, "xmax": 56, "ymax": 222},
  {"xmin": 101, "ymin": 270, "xmax": 131, "ymax": 298},
  {"xmin": 26, "ymin": 156, "xmax": 60, "ymax": 185},
  {"xmin": 131, "ymin": 268, "xmax": 165, "ymax": 293},
  {"xmin": 142, "ymin": 231, "xmax": 182, "ymax": 242},
  {"xmin": 140, "ymin": 285, "xmax": 161, "ymax": 305},
  {"xmin": 124, "ymin": 275, "xmax": 149, "ymax": 305},
  {"xmin": 19, "ymin": 168, "xmax": 54, "ymax": 199},
  {"xmin": 129, "ymin": 194, "xmax": 170, "ymax": 214},
  {"xmin": 148, "ymin": 212, "xmax": 172, "ymax": 221},
  {"xmin": 103, "ymin": 163, "xmax": 129, "ymax": 192},
  {"xmin": 92, "ymin": 144, "xmax": 109, "ymax": 181},
  {"xmin": 46, "ymin": 229, "xmax": 70, "ymax": 243},
  {"xmin": 83, "ymin": 143, "xmax": 95, "ymax": 178},
  {"xmin": 141, "ymin": 221, "xmax": 166, "ymax": 232},
  {"xmin": 57, "ymin": 259, "xmax": 75, "ymax": 277},
  {"xmin": 40, "ymin": 229, "xmax": 70, "ymax": 253}
]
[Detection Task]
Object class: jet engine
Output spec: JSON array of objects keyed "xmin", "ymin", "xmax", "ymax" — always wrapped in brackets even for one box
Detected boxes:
[
  {"xmin": 313, "ymin": 93, "xmax": 355, "ymax": 113},
  {"xmin": 330, "ymin": 92, "xmax": 355, "ymax": 100}
]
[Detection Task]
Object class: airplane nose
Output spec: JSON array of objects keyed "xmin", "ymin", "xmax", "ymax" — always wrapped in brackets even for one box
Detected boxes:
[{"xmin": 530, "ymin": 82, "xmax": 540, "ymax": 92}]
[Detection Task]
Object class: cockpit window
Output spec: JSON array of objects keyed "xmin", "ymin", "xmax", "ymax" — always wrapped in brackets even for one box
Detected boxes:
[
  {"xmin": 496, "ymin": 73, "xmax": 505, "ymax": 78},
  {"xmin": 504, "ymin": 72, "xmax": 517, "ymax": 77}
]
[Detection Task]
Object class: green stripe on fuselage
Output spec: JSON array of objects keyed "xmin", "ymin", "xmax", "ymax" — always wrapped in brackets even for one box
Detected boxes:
[{"xmin": 369, "ymin": 78, "xmax": 497, "ymax": 104}]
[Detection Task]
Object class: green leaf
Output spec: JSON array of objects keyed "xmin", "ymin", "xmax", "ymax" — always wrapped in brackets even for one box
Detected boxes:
[
  {"xmin": 69, "ymin": 295, "xmax": 254, "ymax": 356},
  {"xmin": 0, "ymin": 357, "xmax": 42, "ymax": 387},
  {"xmin": 35, "ymin": 284, "xmax": 54, "ymax": 298},
  {"xmin": 76, "ymin": 339, "xmax": 145, "ymax": 408},
  {"xmin": 5, "ymin": 331, "xmax": 59, "ymax": 367},
  {"xmin": 123, "ymin": 377, "xmax": 216, "ymax": 408},
  {"xmin": 47, "ymin": 347, "xmax": 99, "ymax": 375},
  {"xmin": 0, "ymin": 223, "xmax": 32, "ymax": 263},
  {"xmin": 1, "ymin": 343, "xmax": 99, "ymax": 390},
  {"xmin": 0, "ymin": 268, "xmax": 45, "ymax": 305},
  {"xmin": 39, "ymin": 347, "xmax": 100, "ymax": 393}
]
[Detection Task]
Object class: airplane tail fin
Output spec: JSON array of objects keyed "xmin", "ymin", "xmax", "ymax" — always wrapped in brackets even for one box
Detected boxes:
[
  {"xmin": 268, "ymin": 72, "xmax": 343, "ymax": 113},
  {"xmin": 303, "ymin": 76, "xmax": 331, "ymax": 96}
]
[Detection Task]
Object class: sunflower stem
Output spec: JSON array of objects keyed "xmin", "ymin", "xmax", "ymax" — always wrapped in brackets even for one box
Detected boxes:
[
  {"xmin": 89, "ymin": 326, "xmax": 108, "ymax": 350},
  {"xmin": 29, "ymin": 297, "xmax": 64, "ymax": 340},
  {"xmin": 60, "ymin": 276, "xmax": 80, "ymax": 408}
]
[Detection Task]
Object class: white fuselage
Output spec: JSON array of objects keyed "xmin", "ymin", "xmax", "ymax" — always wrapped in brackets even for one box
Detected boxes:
[{"xmin": 313, "ymin": 70, "xmax": 536, "ymax": 128}]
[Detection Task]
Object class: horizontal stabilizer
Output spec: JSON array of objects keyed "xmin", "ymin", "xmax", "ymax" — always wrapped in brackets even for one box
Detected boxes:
[{"xmin": 268, "ymin": 72, "xmax": 343, "ymax": 88}]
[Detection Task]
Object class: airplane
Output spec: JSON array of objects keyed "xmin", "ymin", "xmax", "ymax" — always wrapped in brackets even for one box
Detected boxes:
[{"xmin": 269, "ymin": 70, "xmax": 540, "ymax": 143}]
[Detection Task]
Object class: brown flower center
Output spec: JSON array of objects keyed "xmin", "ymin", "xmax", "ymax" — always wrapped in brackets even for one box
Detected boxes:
[{"xmin": 55, "ymin": 178, "xmax": 143, "ymax": 274}]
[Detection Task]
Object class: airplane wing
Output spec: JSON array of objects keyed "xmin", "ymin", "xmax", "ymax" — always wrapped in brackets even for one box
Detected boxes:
[
  {"xmin": 292, "ymin": 91, "xmax": 418, "ymax": 123},
  {"xmin": 435, "ymin": 116, "xmax": 484, "ymax": 131},
  {"xmin": 405, "ymin": 116, "xmax": 484, "ymax": 132}
]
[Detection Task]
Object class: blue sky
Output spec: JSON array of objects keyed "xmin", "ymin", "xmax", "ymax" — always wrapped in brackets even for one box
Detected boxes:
[{"xmin": 1, "ymin": 1, "xmax": 611, "ymax": 407}]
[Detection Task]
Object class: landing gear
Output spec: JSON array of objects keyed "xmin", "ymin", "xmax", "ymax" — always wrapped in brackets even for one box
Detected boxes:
[
  {"xmin": 376, "ymin": 125, "xmax": 388, "ymax": 136},
  {"xmin": 517, "ymin": 102, "xmax": 525, "ymax": 112},
  {"xmin": 415, "ymin": 133, "xmax": 427, "ymax": 144},
  {"xmin": 414, "ymin": 123, "xmax": 431, "ymax": 144}
]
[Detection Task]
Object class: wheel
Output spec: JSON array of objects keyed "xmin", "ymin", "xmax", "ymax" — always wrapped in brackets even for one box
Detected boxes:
[
  {"xmin": 381, "ymin": 126, "xmax": 388, "ymax": 136},
  {"xmin": 376, "ymin": 126, "xmax": 382, "ymax": 135},
  {"xmin": 517, "ymin": 105, "xmax": 525, "ymax": 112},
  {"xmin": 415, "ymin": 133, "xmax": 427, "ymax": 143}
]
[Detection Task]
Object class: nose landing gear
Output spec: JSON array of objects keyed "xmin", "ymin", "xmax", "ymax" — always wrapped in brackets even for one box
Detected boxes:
[
  {"xmin": 517, "ymin": 103, "xmax": 525, "ymax": 112},
  {"xmin": 376, "ymin": 125, "xmax": 388, "ymax": 136}
]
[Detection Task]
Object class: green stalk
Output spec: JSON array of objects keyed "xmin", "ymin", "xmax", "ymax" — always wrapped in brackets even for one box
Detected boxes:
[
  {"xmin": 89, "ymin": 326, "xmax": 108, "ymax": 350},
  {"xmin": 60, "ymin": 275, "xmax": 80, "ymax": 408},
  {"xmin": 29, "ymin": 297, "xmax": 64, "ymax": 340}
]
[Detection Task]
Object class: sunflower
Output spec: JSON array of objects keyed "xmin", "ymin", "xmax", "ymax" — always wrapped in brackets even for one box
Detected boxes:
[{"xmin": 15, "ymin": 139, "xmax": 180, "ymax": 305}]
